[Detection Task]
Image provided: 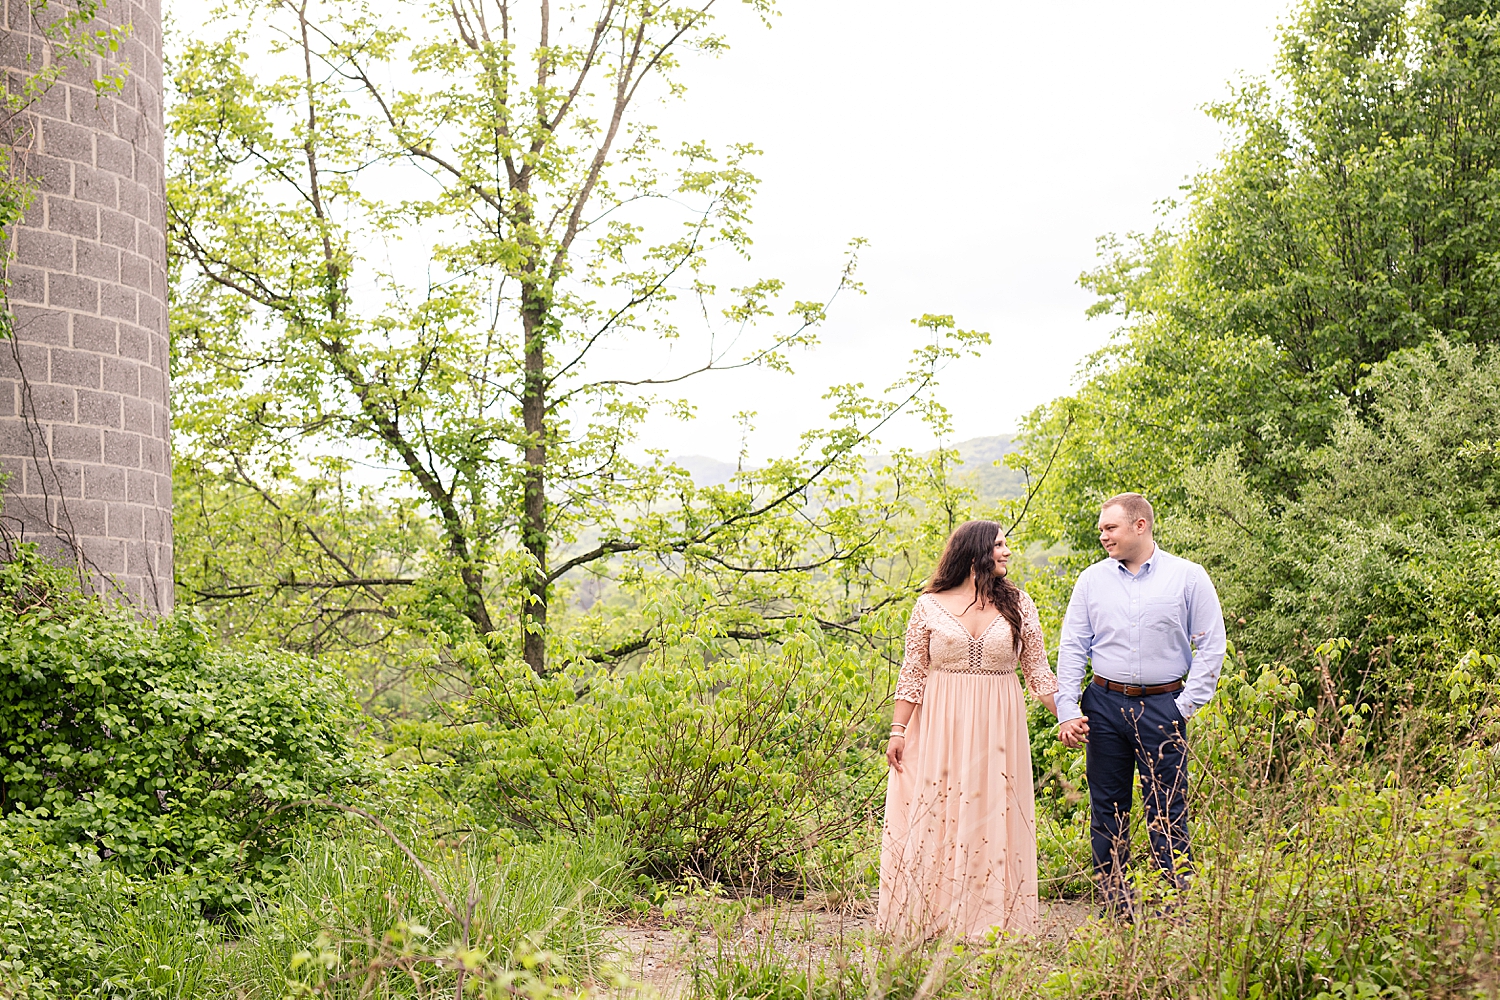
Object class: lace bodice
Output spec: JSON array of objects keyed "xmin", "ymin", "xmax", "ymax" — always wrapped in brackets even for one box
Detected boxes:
[{"xmin": 894, "ymin": 591, "xmax": 1058, "ymax": 704}]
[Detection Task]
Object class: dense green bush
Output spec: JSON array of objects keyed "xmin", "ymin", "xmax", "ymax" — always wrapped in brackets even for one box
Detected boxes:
[
  {"xmin": 686, "ymin": 660, "xmax": 1500, "ymax": 1000},
  {"xmin": 1165, "ymin": 341, "xmax": 1500, "ymax": 718},
  {"xmin": 1015, "ymin": 0, "xmax": 1500, "ymax": 545},
  {"xmin": 0, "ymin": 825, "xmax": 112, "ymax": 998},
  {"xmin": 439, "ymin": 626, "xmax": 890, "ymax": 886},
  {"xmin": 0, "ymin": 548, "xmax": 363, "ymax": 893}
]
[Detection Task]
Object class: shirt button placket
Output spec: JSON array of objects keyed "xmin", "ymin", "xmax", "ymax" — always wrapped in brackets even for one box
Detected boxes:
[{"xmin": 1133, "ymin": 577, "xmax": 1140, "ymax": 683}]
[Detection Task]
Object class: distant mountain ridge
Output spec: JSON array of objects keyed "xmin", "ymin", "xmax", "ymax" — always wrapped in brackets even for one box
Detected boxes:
[
  {"xmin": 946, "ymin": 435, "xmax": 1027, "ymax": 503},
  {"xmin": 669, "ymin": 435, "xmax": 1026, "ymax": 504}
]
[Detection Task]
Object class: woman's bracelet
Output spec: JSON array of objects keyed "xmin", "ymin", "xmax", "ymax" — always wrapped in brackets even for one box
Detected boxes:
[{"xmin": 890, "ymin": 722, "xmax": 907, "ymax": 731}]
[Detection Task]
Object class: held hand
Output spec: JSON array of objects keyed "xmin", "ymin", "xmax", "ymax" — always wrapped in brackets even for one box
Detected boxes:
[
  {"xmin": 886, "ymin": 735, "xmax": 906, "ymax": 772},
  {"xmin": 1058, "ymin": 716, "xmax": 1090, "ymax": 748}
]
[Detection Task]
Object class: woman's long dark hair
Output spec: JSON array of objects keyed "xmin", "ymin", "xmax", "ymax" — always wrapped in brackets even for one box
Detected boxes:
[{"xmin": 926, "ymin": 519, "xmax": 1023, "ymax": 650}]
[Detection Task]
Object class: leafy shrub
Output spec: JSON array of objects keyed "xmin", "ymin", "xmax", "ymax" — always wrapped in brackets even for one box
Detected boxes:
[
  {"xmin": 459, "ymin": 628, "xmax": 889, "ymax": 885},
  {"xmin": 0, "ymin": 823, "xmax": 111, "ymax": 999},
  {"xmin": 0, "ymin": 547, "xmax": 362, "ymax": 894},
  {"xmin": 0, "ymin": 820, "xmax": 220, "ymax": 1000},
  {"xmin": 966, "ymin": 657, "xmax": 1500, "ymax": 1000},
  {"xmin": 1168, "ymin": 341, "xmax": 1500, "ymax": 716}
]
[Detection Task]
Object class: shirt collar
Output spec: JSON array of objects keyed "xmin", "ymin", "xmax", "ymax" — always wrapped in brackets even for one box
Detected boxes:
[{"xmin": 1115, "ymin": 543, "xmax": 1162, "ymax": 577}]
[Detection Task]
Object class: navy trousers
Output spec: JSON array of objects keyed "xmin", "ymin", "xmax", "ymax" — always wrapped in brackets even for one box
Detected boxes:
[{"xmin": 1081, "ymin": 682, "xmax": 1192, "ymax": 909}]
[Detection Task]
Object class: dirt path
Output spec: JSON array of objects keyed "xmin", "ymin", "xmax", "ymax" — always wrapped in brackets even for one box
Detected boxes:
[{"xmin": 602, "ymin": 899, "xmax": 1092, "ymax": 998}]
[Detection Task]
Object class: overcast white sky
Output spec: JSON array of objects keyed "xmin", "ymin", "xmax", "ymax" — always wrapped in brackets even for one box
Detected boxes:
[{"xmin": 628, "ymin": 0, "xmax": 1292, "ymax": 461}]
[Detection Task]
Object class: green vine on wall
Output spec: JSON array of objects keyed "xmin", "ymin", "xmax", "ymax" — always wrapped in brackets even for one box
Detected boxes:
[{"xmin": 1, "ymin": 0, "xmax": 133, "ymax": 294}]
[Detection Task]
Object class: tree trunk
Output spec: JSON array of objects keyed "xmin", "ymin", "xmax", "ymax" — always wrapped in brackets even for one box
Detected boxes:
[{"xmin": 520, "ymin": 283, "xmax": 549, "ymax": 675}]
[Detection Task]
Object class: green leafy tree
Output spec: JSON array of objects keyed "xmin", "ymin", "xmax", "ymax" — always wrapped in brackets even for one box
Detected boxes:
[
  {"xmin": 1173, "ymin": 340, "xmax": 1500, "ymax": 682},
  {"xmin": 1016, "ymin": 0, "xmax": 1500, "ymax": 560},
  {"xmin": 169, "ymin": 0, "xmax": 986, "ymax": 677},
  {"xmin": 1008, "ymin": 0, "xmax": 1500, "ymax": 735}
]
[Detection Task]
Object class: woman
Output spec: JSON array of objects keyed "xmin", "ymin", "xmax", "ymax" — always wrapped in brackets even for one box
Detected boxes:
[{"xmin": 878, "ymin": 520, "xmax": 1059, "ymax": 940}]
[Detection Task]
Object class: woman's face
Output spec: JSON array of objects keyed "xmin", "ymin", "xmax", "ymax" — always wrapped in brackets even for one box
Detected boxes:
[{"xmin": 992, "ymin": 535, "xmax": 1011, "ymax": 577}]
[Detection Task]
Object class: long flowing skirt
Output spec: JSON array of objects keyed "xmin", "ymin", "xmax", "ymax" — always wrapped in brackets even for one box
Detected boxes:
[{"xmin": 877, "ymin": 669, "xmax": 1039, "ymax": 939}]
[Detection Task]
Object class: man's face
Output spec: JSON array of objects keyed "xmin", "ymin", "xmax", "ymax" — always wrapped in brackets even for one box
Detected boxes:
[{"xmin": 1097, "ymin": 504, "xmax": 1150, "ymax": 563}]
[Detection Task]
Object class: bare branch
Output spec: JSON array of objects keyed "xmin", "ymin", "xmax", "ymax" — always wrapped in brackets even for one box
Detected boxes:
[
  {"xmin": 548, "ymin": 2, "xmax": 719, "ymax": 275},
  {"xmin": 547, "ymin": 315, "xmax": 817, "ymax": 412},
  {"xmin": 545, "ymin": 376, "xmax": 933, "ymax": 586},
  {"xmin": 1004, "ymin": 414, "xmax": 1074, "ymax": 535},
  {"xmin": 185, "ymin": 577, "xmax": 418, "ymax": 599}
]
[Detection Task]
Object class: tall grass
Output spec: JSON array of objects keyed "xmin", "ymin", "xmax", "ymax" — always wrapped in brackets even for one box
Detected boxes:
[
  {"xmin": 11, "ymin": 653, "xmax": 1498, "ymax": 999},
  {"xmin": 93, "ymin": 879, "xmax": 223, "ymax": 999},
  {"xmin": 217, "ymin": 823, "xmax": 632, "ymax": 997},
  {"xmin": 990, "ymin": 662, "xmax": 1500, "ymax": 999},
  {"xmin": 0, "ymin": 817, "xmax": 633, "ymax": 999},
  {"xmin": 662, "ymin": 661, "xmax": 1500, "ymax": 1000}
]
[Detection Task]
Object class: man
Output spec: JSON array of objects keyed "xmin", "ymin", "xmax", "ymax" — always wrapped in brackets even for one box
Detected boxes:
[{"xmin": 1055, "ymin": 493, "xmax": 1226, "ymax": 915}]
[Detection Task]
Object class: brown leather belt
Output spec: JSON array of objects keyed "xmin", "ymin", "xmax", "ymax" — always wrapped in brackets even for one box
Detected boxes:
[{"xmin": 1093, "ymin": 676, "xmax": 1184, "ymax": 697}]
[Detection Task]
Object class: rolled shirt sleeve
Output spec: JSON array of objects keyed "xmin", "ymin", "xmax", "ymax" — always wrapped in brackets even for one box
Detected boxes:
[
  {"xmin": 1175, "ymin": 565, "xmax": 1227, "ymax": 720},
  {"xmin": 1054, "ymin": 574, "xmax": 1093, "ymax": 724}
]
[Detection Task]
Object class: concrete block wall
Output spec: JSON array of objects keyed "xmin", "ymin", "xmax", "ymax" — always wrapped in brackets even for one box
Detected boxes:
[{"xmin": 1, "ymin": 0, "xmax": 172, "ymax": 612}]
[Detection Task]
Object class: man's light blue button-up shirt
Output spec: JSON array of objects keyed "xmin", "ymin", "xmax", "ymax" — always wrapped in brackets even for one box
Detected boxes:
[{"xmin": 1055, "ymin": 546, "xmax": 1226, "ymax": 724}]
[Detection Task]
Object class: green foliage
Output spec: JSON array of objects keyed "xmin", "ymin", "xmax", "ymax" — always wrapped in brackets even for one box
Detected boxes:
[
  {"xmin": 0, "ymin": 548, "xmax": 363, "ymax": 894},
  {"xmin": 413, "ymin": 625, "xmax": 890, "ymax": 886},
  {"xmin": 1017, "ymin": 0, "xmax": 1500, "ymax": 556},
  {"xmin": 680, "ymin": 903, "xmax": 957, "ymax": 1000},
  {"xmin": 166, "ymin": 0, "xmax": 988, "ymax": 681},
  {"xmin": 0, "ymin": 821, "xmax": 224, "ymax": 1000},
  {"xmin": 677, "ymin": 667, "xmax": 1499, "ymax": 1000},
  {"xmin": 1029, "ymin": 703, "xmax": 1091, "ymax": 897},
  {"xmin": 171, "ymin": 462, "xmax": 439, "ymax": 694},
  {"xmin": 1013, "ymin": 0, "xmax": 1500, "ymax": 734},
  {"xmin": 92, "ymin": 882, "xmax": 223, "ymax": 1000},
  {"xmin": 970, "ymin": 663, "xmax": 1500, "ymax": 1000},
  {"xmin": 1166, "ymin": 340, "xmax": 1500, "ymax": 711},
  {"xmin": 997, "ymin": 16, "xmax": 1500, "ymax": 995},
  {"xmin": 0, "ymin": 827, "xmax": 112, "ymax": 999},
  {"xmin": 691, "ymin": 947, "xmax": 867, "ymax": 1000},
  {"xmin": 220, "ymin": 824, "xmax": 628, "ymax": 997},
  {"xmin": 0, "ymin": 812, "xmax": 625, "ymax": 999},
  {"xmin": 14, "ymin": 0, "xmax": 1493, "ymax": 994}
]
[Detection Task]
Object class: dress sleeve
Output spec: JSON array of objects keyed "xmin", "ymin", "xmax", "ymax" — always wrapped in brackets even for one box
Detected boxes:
[
  {"xmin": 894, "ymin": 598, "xmax": 931, "ymax": 705},
  {"xmin": 1017, "ymin": 591, "xmax": 1058, "ymax": 698}
]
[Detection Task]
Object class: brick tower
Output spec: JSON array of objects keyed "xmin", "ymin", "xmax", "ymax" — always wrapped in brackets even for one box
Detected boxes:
[{"xmin": 1, "ymin": 0, "xmax": 172, "ymax": 611}]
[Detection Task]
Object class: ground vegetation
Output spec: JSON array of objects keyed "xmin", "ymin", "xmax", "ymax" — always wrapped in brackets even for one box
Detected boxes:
[{"xmin": 2, "ymin": 0, "xmax": 1499, "ymax": 997}]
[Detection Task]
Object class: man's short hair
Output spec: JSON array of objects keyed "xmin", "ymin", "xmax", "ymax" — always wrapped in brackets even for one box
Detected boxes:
[{"xmin": 1101, "ymin": 492, "xmax": 1155, "ymax": 529}]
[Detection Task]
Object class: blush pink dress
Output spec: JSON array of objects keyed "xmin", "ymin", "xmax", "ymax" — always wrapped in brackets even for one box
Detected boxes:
[{"xmin": 878, "ymin": 591, "xmax": 1057, "ymax": 940}]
